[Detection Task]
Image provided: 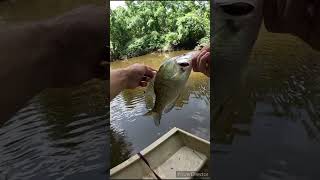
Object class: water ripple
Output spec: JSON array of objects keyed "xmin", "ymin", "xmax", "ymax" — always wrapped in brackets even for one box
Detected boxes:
[
  {"xmin": 0, "ymin": 80, "xmax": 107, "ymax": 180},
  {"xmin": 110, "ymin": 51, "xmax": 210, "ymax": 167}
]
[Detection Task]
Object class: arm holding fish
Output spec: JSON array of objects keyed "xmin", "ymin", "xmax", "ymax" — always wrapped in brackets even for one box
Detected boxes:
[
  {"xmin": 110, "ymin": 64, "xmax": 156, "ymax": 100},
  {"xmin": 191, "ymin": 46, "xmax": 211, "ymax": 77}
]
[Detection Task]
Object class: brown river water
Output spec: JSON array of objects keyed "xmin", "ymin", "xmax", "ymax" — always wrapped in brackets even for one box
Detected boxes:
[
  {"xmin": 110, "ymin": 50, "xmax": 210, "ymax": 168},
  {"xmin": 1, "ymin": 1, "xmax": 320, "ymax": 179}
]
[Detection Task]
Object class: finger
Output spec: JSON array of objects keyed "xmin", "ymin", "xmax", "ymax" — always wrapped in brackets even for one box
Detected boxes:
[
  {"xmin": 192, "ymin": 60, "xmax": 199, "ymax": 72},
  {"xmin": 146, "ymin": 66, "xmax": 157, "ymax": 72},
  {"xmin": 141, "ymin": 76, "xmax": 151, "ymax": 82},
  {"xmin": 207, "ymin": 52, "xmax": 211, "ymax": 66},
  {"xmin": 141, "ymin": 76, "xmax": 147, "ymax": 81},
  {"xmin": 199, "ymin": 52, "xmax": 210, "ymax": 74},
  {"xmin": 140, "ymin": 81, "xmax": 148, "ymax": 87},
  {"xmin": 197, "ymin": 50, "xmax": 207, "ymax": 63},
  {"xmin": 194, "ymin": 51, "xmax": 206, "ymax": 72},
  {"xmin": 144, "ymin": 67, "xmax": 156, "ymax": 78},
  {"xmin": 191, "ymin": 51, "xmax": 200, "ymax": 72},
  {"xmin": 206, "ymin": 53, "xmax": 211, "ymax": 76},
  {"xmin": 203, "ymin": 46, "xmax": 210, "ymax": 52},
  {"xmin": 152, "ymin": 70, "xmax": 157, "ymax": 76},
  {"xmin": 195, "ymin": 50, "xmax": 207, "ymax": 72}
]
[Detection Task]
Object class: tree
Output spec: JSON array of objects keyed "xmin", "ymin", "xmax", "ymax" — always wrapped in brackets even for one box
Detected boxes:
[{"xmin": 110, "ymin": 1, "xmax": 210, "ymax": 60}]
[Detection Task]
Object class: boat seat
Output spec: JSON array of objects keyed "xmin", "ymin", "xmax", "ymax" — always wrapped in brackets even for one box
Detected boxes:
[{"xmin": 143, "ymin": 146, "xmax": 207, "ymax": 179}]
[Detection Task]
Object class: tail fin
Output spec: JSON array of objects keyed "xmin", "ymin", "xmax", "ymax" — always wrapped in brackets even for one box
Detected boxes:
[{"xmin": 144, "ymin": 111, "xmax": 161, "ymax": 126}]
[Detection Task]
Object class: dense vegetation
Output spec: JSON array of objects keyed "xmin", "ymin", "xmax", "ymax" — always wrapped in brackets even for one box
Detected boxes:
[{"xmin": 110, "ymin": 1, "xmax": 210, "ymax": 60}]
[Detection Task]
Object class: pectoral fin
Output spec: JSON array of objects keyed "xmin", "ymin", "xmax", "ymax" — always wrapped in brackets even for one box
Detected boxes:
[
  {"xmin": 164, "ymin": 95, "xmax": 180, "ymax": 113},
  {"xmin": 145, "ymin": 77, "xmax": 155, "ymax": 109},
  {"xmin": 144, "ymin": 111, "xmax": 161, "ymax": 126}
]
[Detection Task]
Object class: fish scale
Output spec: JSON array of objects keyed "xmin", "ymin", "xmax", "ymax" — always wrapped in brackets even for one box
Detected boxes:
[{"xmin": 144, "ymin": 53, "xmax": 193, "ymax": 126}]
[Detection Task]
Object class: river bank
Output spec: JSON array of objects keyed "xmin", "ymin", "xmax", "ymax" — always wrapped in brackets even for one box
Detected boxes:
[
  {"xmin": 110, "ymin": 42, "xmax": 209, "ymax": 62},
  {"xmin": 110, "ymin": 1, "xmax": 210, "ymax": 62}
]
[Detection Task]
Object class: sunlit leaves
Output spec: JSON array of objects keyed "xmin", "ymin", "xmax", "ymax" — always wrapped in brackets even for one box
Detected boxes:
[{"xmin": 110, "ymin": 1, "xmax": 210, "ymax": 60}]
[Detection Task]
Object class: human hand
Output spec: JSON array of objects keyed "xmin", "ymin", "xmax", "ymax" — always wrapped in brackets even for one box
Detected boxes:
[
  {"xmin": 123, "ymin": 64, "xmax": 156, "ymax": 89},
  {"xmin": 191, "ymin": 47, "xmax": 210, "ymax": 77}
]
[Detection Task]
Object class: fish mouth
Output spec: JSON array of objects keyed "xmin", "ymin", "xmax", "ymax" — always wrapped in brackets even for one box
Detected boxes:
[
  {"xmin": 177, "ymin": 62, "xmax": 191, "ymax": 72},
  {"xmin": 178, "ymin": 62, "xmax": 190, "ymax": 67},
  {"xmin": 175, "ymin": 52, "xmax": 194, "ymax": 71}
]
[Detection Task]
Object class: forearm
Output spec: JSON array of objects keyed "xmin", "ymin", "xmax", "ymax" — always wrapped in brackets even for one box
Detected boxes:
[
  {"xmin": 110, "ymin": 69, "xmax": 128, "ymax": 100},
  {"xmin": 0, "ymin": 23, "xmax": 54, "ymax": 122}
]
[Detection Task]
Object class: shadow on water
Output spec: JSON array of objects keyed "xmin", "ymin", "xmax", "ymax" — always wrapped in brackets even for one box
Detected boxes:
[
  {"xmin": 0, "ymin": 1, "xmax": 107, "ymax": 179},
  {"xmin": 0, "ymin": 80, "xmax": 107, "ymax": 180},
  {"xmin": 0, "ymin": 0, "xmax": 104, "ymax": 23},
  {"xmin": 109, "ymin": 126, "xmax": 133, "ymax": 169},
  {"xmin": 39, "ymin": 80, "xmax": 107, "ymax": 147},
  {"xmin": 110, "ymin": 50, "xmax": 210, "ymax": 168},
  {"xmin": 213, "ymin": 24, "xmax": 320, "ymax": 143},
  {"xmin": 213, "ymin": 24, "xmax": 320, "ymax": 180}
]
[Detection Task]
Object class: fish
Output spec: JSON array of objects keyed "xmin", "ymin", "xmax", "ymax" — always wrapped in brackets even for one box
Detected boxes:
[
  {"xmin": 212, "ymin": 0, "xmax": 264, "ymax": 141},
  {"xmin": 144, "ymin": 52, "xmax": 195, "ymax": 126},
  {"xmin": 213, "ymin": 0, "xmax": 263, "ymax": 117}
]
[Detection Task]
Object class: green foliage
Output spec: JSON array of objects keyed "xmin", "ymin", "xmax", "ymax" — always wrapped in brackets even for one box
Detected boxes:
[
  {"xmin": 164, "ymin": 32, "xmax": 180, "ymax": 46},
  {"xmin": 110, "ymin": 1, "xmax": 210, "ymax": 60},
  {"xmin": 176, "ymin": 13, "xmax": 207, "ymax": 48}
]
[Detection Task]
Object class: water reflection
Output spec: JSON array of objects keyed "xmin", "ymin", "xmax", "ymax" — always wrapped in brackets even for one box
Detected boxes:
[
  {"xmin": 110, "ymin": 50, "xmax": 210, "ymax": 168},
  {"xmin": 109, "ymin": 126, "xmax": 132, "ymax": 169},
  {"xmin": 0, "ymin": 80, "xmax": 107, "ymax": 180},
  {"xmin": 213, "ymin": 24, "xmax": 320, "ymax": 180},
  {"xmin": 0, "ymin": 1, "xmax": 107, "ymax": 179},
  {"xmin": 214, "ymin": 25, "xmax": 320, "ymax": 144}
]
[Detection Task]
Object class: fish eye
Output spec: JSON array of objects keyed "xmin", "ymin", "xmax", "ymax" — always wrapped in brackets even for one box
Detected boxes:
[{"xmin": 221, "ymin": 2, "xmax": 254, "ymax": 16}]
